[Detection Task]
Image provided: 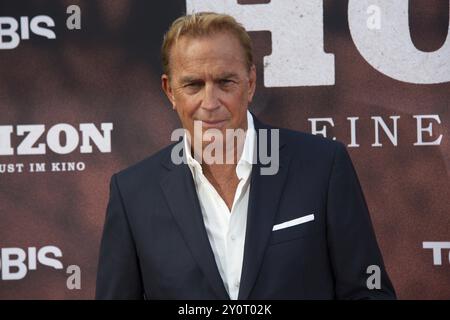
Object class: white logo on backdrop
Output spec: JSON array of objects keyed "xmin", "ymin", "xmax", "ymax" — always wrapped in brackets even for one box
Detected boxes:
[
  {"xmin": 423, "ymin": 242, "xmax": 450, "ymax": 266},
  {"xmin": 0, "ymin": 123, "xmax": 113, "ymax": 174},
  {"xmin": 187, "ymin": 0, "xmax": 450, "ymax": 86},
  {"xmin": 0, "ymin": 245, "xmax": 81, "ymax": 289},
  {"xmin": 0, "ymin": 5, "xmax": 81, "ymax": 49}
]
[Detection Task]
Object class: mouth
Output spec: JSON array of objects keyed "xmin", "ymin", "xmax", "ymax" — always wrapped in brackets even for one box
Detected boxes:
[{"xmin": 196, "ymin": 119, "xmax": 228, "ymax": 129}]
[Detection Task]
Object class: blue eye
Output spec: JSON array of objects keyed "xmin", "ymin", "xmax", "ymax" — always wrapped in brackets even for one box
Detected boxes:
[
  {"xmin": 183, "ymin": 82, "xmax": 203, "ymax": 91},
  {"xmin": 220, "ymin": 79, "xmax": 233, "ymax": 85}
]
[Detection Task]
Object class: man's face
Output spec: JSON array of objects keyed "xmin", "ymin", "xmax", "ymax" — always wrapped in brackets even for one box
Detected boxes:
[{"xmin": 162, "ymin": 31, "xmax": 256, "ymax": 147}]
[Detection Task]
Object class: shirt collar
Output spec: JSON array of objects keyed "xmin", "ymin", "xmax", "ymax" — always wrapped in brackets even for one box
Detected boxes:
[{"xmin": 184, "ymin": 110, "xmax": 256, "ymax": 180}]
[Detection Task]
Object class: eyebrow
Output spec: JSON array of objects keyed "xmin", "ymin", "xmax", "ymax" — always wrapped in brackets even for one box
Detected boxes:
[
  {"xmin": 216, "ymin": 72, "xmax": 239, "ymax": 80},
  {"xmin": 179, "ymin": 72, "xmax": 239, "ymax": 85},
  {"xmin": 179, "ymin": 76, "xmax": 202, "ymax": 84}
]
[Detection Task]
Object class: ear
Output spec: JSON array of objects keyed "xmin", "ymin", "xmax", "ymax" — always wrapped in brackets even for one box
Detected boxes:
[
  {"xmin": 247, "ymin": 64, "xmax": 257, "ymax": 103},
  {"xmin": 161, "ymin": 74, "xmax": 176, "ymax": 109}
]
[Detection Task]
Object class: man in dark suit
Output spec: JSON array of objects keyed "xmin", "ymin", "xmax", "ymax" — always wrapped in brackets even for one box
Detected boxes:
[{"xmin": 96, "ymin": 12, "xmax": 396, "ymax": 299}]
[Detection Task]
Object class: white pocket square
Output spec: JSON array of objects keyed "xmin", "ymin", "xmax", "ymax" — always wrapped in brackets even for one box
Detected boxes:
[{"xmin": 272, "ymin": 214, "xmax": 315, "ymax": 231}]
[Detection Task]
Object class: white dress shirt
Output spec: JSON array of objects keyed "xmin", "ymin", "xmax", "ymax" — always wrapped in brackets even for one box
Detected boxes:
[{"xmin": 184, "ymin": 111, "xmax": 256, "ymax": 300}]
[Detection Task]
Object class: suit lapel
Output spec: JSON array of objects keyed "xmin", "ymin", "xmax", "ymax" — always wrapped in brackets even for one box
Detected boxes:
[
  {"xmin": 238, "ymin": 116, "xmax": 291, "ymax": 300},
  {"xmin": 160, "ymin": 151, "xmax": 229, "ymax": 300}
]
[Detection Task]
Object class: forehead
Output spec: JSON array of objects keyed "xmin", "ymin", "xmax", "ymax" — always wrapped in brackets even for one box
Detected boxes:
[{"xmin": 169, "ymin": 32, "xmax": 247, "ymax": 77}]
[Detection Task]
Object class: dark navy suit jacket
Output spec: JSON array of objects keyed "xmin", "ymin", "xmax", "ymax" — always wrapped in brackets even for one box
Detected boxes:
[{"xmin": 96, "ymin": 114, "xmax": 396, "ymax": 299}]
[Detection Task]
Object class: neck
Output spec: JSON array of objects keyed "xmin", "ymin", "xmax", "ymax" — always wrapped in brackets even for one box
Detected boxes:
[{"xmin": 190, "ymin": 128, "xmax": 247, "ymax": 168}]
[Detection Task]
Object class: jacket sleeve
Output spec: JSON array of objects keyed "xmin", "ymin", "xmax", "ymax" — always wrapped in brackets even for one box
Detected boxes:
[
  {"xmin": 95, "ymin": 174, "xmax": 144, "ymax": 299},
  {"xmin": 326, "ymin": 142, "xmax": 396, "ymax": 299}
]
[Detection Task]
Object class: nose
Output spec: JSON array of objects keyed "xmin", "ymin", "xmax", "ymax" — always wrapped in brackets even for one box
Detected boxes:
[{"xmin": 201, "ymin": 83, "xmax": 220, "ymax": 112}]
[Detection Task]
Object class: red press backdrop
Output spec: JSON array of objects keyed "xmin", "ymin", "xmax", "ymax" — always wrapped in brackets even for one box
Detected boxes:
[{"xmin": 0, "ymin": 0, "xmax": 449, "ymax": 299}]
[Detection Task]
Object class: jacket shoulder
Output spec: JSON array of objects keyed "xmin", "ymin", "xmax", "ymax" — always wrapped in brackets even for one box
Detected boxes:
[
  {"xmin": 278, "ymin": 127, "xmax": 345, "ymax": 157},
  {"xmin": 254, "ymin": 115, "xmax": 343, "ymax": 155}
]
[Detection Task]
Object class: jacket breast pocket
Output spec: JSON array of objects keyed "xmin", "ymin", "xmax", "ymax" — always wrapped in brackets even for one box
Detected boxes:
[{"xmin": 269, "ymin": 215, "xmax": 320, "ymax": 245}]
